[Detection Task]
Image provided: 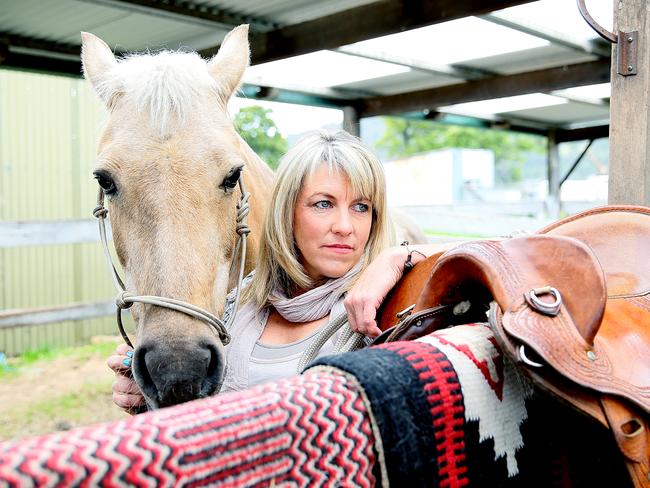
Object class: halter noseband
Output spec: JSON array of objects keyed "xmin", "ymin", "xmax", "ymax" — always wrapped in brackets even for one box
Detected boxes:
[{"xmin": 93, "ymin": 179, "xmax": 251, "ymax": 348}]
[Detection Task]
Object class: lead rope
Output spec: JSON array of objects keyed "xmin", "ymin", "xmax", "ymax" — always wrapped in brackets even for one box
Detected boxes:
[
  {"xmin": 93, "ymin": 179, "xmax": 251, "ymax": 348},
  {"xmin": 296, "ymin": 313, "xmax": 367, "ymax": 373}
]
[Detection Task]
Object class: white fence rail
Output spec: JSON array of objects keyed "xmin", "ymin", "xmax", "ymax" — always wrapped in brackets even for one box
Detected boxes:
[
  {"xmin": 0, "ymin": 300, "xmax": 114, "ymax": 330},
  {"xmin": 0, "ymin": 219, "xmax": 107, "ymax": 248}
]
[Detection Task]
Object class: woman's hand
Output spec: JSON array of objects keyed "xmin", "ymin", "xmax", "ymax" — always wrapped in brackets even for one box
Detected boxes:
[
  {"xmin": 344, "ymin": 246, "xmax": 410, "ymax": 337},
  {"xmin": 345, "ymin": 241, "xmax": 467, "ymax": 337},
  {"xmin": 107, "ymin": 343, "xmax": 146, "ymax": 414}
]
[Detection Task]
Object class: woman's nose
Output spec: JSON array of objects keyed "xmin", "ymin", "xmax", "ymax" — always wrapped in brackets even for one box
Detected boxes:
[{"xmin": 332, "ymin": 209, "xmax": 354, "ymax": 235}]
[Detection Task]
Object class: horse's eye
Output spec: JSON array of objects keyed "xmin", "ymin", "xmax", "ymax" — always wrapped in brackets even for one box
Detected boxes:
[
  {"xmin": 221, "ymin": 166, "xmax": 242, "ymax": 191},
  {"xmin": 93, "ymin": 171, "xmax": 117, "ymax": 195}
]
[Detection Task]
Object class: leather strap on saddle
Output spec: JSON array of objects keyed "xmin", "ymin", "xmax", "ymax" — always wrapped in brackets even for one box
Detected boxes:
[{"xmin": 413, "ymin": 233, "xmax": 650, "ymax": 486}]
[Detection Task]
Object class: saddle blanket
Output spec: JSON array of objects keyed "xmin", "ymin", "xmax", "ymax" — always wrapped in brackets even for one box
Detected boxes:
[{"xmin": 0, "ymin": 324, "xmax": 631, "ymax": 487}]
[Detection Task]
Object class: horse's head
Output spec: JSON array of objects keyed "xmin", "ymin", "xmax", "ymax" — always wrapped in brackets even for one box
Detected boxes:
[{"xmin": 82, "ymin": 26, "xmax": 270, "ymax": 408}]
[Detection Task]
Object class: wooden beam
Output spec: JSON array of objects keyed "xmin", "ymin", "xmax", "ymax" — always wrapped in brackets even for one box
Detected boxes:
[
  {"xmin": 358, "ymin": 59, "xmax": 611, "ymax": 117},
  {"xmin": 200, "ymin": 0, "xmax": 537, "ymax": 62},
  {"xmin": 555, "ymin": 124, "xmax": 609, "ymax": 143},
  {"xmin": 0, "ymin": 33, "xmax": 83, "ymax": 76},
  {"xmin": 608, "ymin": 0, "xmax": 650, "ymax": 205},
  {"xmin": 547, "ymin": 129, "xmax": 561, "ymax": 219},
  {"xmin": 343, "ymin": 106, "xmax": 360, "ymax": 137},
  {"xmin": 0, "ymin": 33, "xmax": 79, "ymax": 57},
  {"xmin": 0, "ymin": 52, "xmax": 81, "ymax": 77}
]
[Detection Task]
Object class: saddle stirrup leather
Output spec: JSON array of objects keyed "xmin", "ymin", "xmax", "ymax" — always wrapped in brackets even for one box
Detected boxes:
[{"xmin": 383, "ymin": 206, "xmax": 650, "ymax": 488}]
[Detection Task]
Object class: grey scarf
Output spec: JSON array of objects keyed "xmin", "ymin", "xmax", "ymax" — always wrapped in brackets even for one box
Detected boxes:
[
  {"xmin": 269, "ymin": 260, "xmax": 363, "ymax": 322},
  {"xmin": 221, "ymin": 260, "xmax": 362, "ymax": 392}
]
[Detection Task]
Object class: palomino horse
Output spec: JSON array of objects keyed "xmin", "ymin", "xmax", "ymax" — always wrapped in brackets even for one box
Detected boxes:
[
  {"xmin": 82, "ymin": 26, "xmax": 273, "ymax": 408},
  {"xmin": 83, "ymin": 25, "xmax": 426, "ymax": 410}
]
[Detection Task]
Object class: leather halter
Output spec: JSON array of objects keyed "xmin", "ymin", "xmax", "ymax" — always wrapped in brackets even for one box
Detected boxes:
[{"xmin": 92, "ymin": 179, "xmax": 251, "ymax": 348}]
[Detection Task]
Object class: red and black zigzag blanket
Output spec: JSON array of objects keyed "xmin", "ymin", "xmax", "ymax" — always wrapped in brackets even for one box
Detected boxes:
[{"xmin": 0, "ymin": 324, "xmax": 631, "ymax": 487}]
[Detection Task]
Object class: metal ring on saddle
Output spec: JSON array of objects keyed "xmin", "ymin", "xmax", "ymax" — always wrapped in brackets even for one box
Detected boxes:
[
  {"xmin": 519, "ymin": 345, "xmax": 544, "ymax": 368},
  {"xmin": 526, "ymin": 286, "xmax": 562, "ymax": 316}
]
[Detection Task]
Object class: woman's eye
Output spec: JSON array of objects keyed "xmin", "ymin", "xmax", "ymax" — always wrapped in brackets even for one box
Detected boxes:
[
  {"xmin": 314, "ymin": 200, "xmax": 332, "ymax": 209},
  {"xmin": 352, "ymin": 202, "xmax": 370, "ymax": 213},
  {"xmin": 221, "ymin": 166, "xmax": 242, "ymax": 191},
  {"xmin": 93, "ymin": 172, "xmax": 116, "ymax": 195}
]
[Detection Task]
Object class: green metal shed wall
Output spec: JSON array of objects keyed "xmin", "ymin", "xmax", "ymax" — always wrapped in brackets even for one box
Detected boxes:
[{"xmin": 0, "ymin": 70, "xmax": 123, "ymax": 355}]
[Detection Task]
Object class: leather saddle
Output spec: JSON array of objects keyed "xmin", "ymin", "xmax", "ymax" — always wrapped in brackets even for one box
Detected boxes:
[{"xmin": 378, "ymin": 206, "xmax": 650, "ymax": 487}]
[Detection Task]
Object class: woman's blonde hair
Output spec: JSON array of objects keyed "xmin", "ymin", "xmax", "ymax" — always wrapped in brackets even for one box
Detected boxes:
[{"xmin": 244, "ymin": 129, "xmax": 395, "ymax": 307}]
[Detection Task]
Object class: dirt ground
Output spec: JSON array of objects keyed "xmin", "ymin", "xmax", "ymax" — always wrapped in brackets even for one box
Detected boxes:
[{"xmin": 0, "ymin": 343, "xmax": 131, "ymax": 442}]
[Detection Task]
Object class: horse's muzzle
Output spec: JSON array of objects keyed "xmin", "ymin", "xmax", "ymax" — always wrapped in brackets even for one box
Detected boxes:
[{"xmin": 133, "ymin": 338, "xmax": 225, "ymax": 409}]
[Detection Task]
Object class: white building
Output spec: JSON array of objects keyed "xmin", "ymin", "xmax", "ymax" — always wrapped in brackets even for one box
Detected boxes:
[{"xmin": 383, "ymin": 148, "xmax": 495, "ymax": 206}]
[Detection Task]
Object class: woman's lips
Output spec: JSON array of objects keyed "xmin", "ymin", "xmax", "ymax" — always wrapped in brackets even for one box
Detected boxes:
[{"xmin": 323, "ymin": 244, "xmax": 354, "ymax": 254}]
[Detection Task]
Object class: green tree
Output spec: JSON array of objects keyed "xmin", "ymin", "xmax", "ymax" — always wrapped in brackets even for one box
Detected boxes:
[
  {"xmin": 375, "ymin": 117, "xmax": 546, "ymax": 183},
  {"xmin": 234, "ymin": 106, "xmax": 288, "ymax": 170}
]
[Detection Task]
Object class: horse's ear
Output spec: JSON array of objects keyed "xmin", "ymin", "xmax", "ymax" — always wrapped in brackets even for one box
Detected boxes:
[
  {"xmin": 80, "ymin": 32, "xmax": 120, "ymax": 106},
  {"xmin": 207, "ymin": 25, "xmax": 250, "ymax": 102}
]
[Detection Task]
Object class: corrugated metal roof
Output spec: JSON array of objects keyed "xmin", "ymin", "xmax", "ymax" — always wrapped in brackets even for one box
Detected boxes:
[
  {"xmin": 207, "ymin": 0, "xmax": 378, "ymax": 27},
  {"xmin": 0, "ymin": 0, "xmax": 232, "ymax": 52},
  {"xmin": 0, "ymin": 0, "xmax": 614, "ymax": 132},
  {"xmin": 0, "ymin": 0, "xmax": 379, "ymax": 50}
]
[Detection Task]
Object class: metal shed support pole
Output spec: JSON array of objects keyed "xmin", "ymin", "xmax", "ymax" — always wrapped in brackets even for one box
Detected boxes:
[
  {"xmin": 547, "ymin": 129, "xmax": 561, "ymax": 219},
  {"xmin": 608, "ymin": 0, "xmax": 650, "ymax": 205},
  {"xmin": 343, "ymin": 106, "xmax": 360, "ymax": 137}
]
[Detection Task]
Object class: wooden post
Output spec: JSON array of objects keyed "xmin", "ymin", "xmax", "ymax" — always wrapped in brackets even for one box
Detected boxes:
[
  {"xmin": 608, "ymin": 0, "xmax": 650, "ymax": 205},
  {"xmin": 547, "ymin": 129, "xmax": 561, "ymax": 219},
  {"xmin": 343, "ymin": 106, "xmax": 360, "ymax": 137}
]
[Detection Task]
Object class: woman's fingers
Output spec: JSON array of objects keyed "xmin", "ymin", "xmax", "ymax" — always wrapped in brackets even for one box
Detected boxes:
[
  {"xmin": 344, "ymin": 294, "xmax": 382, "ymax": 338},
  {"xmin": 112, "ymin": 374, "xmax": 145, "ymax": 412},
  {"xmin": 345, "ymin": 247, "xmax": 406, "ymax": 338},
  {"xmin": 107, "ymin": 344, "xmax": 144, "ymax": 414},
  {"xmin": 107, "ymin": 345, "xmax": 134, "ymax": 375},
  {"xmin": 362, "ymin": 302, "xmax": 382, "ymax": 338},
  {"xmin": 113, "ymin": 374, "xmax": 142, "ymax": 395},
  {"xmin": 115, "ymin": 343, "xmax": 133, "ymax": 356}
]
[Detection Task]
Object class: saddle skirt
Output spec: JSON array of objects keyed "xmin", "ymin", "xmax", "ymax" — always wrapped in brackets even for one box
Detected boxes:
[{"xmin": 384, "ymin": 205, "xmax": 650, "ymax": 487}]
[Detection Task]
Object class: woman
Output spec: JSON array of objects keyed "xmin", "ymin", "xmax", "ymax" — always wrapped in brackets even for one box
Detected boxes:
[{"xmin": 109, "ymin": 129, "xmax": 431, "ymax": 411}]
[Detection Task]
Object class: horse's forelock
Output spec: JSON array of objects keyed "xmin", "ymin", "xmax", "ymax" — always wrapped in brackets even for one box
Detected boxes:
[{"xmin": 108, "ymin": 51, "xmax": 221, "ymax": 135}]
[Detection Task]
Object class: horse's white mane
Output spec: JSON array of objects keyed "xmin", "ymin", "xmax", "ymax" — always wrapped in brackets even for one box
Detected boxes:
[{"xmin": 96, "ymin": 50, "xmax": 220, "ymax": 135}]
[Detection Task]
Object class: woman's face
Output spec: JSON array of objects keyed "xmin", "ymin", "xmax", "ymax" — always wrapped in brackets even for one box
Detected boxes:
[{"xmin": 293, "ymin": 164, "xmax": 373, "ymax": 282}]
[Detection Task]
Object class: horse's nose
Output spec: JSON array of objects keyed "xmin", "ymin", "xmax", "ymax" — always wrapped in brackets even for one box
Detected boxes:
[{"xmin": 133, "ymin": 339, "xmax": 224, "ymax": 409}]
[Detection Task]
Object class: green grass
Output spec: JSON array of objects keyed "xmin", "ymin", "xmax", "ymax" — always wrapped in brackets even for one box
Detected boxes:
[
  {"xmin": 0, "ymin": 340, "xmax": 120, "ymax": 379},
  {"xmin": 1, "ymin": 376, "xmax": 118, "ymax": 440},
  {"xmin": 0, "ymin": 338, "xmax": 125, "ymax": 440},
  {"xmin": 21, "ymin": 379, "xmax": 114, "ymax": 424}
]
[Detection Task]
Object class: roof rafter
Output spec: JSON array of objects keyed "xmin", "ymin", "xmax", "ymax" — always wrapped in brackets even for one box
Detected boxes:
[
  {"xmin": 0, "ymin": 33, "xmax": 80, "ymax": 58},
  {"xmin": 200, "ymin": 0, "xmax": 538, "ymax": 63},
  {"xmin": 358, "ymin": 59, "xmax": 611, "ymax": 117},
  {"xmin": 556, "ymin": 124, "xmax": 609, "ymax": 143}
]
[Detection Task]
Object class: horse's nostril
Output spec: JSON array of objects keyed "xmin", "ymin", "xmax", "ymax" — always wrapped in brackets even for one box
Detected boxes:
[
  {"xmin": 201, "ymin": 343, "xmax": 225, "ymax": 397},
  {"xmin": 132, "ymin": 340, "xmax": 224, "ymax": 408},
  {"xmin": 132, "ymin": 344, "xmax": 159, "ymax": 407}
]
